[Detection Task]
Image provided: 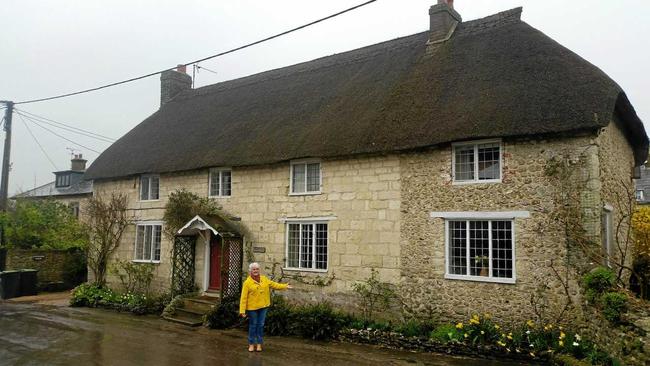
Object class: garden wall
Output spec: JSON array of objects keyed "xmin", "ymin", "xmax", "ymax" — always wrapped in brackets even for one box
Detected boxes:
[{"xmin": 6, "ymin": 248, "xmax": 86, "ymax": 290}]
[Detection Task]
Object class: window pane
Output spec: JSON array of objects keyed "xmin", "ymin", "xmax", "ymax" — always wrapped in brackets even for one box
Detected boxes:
[
  {"xmin": 300, "ymin": 224, "xmax": 313, "ymax": 269},
  {"xmin": 292, "ymin": 164, "xmax": 306, "ymax": 193},
  {"xmin": 469, "ymin": 221, "xmax": 490, "ymax": 276},
  {"xmin": 491, "ymin": 221, "xmax": 513, "ymax": 278},
  {"xmin": 287, "ymin": 224, "xmax": 300, "ymax": 268},
  {"xmin": 144, "ymin": 226, "xmax": 153, "ymax": 261},
  {"xmin": 150, "ymin": 177, "xmax": 160, "ymax": 200},
  {"xmin": 210, "ymin": 170, "xmax": 220, "ymax": 196},
  {"xmin": 135, "ymin": 226, "xmax": 145, "ymax": 260},
  {"xmin": 454, "ymin": 146, "xmax": 475, "ymax": 181},
  {"xmin": 222, "ymin": 171, "xmax": 232, "ymax": 196},
  {"xmin": 315, "ymin": 223, "xmax": 328, "ymax": 270},
  {"xmin": 478, "ymin": 143, "xmax": 500, "ymax": 180},
  {"xmin": 153, "ymin": 225, "xmax": 162, "ymax": 261},
  {"xmin": 140, "ymin": 177, "xmax": 149, "ymax": 200},
  {"xmin": 306, "ymin": 163, "xmax": 320, "ymax": 192},
  {"xmin": 448, "ymin": 221, "xmax": 467, "ymax": 275}
]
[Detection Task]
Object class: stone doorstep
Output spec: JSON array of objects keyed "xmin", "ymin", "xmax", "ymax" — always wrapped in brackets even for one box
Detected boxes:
[
  {"xmin": 183, "ymin": 298, "xmax": 217, "ymax": 313},
  {"xmin": 162, "ymin": 314, "xmax": 203, "ymax": 327}
]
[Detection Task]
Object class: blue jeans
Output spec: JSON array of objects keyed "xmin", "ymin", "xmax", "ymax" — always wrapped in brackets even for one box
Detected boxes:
[{"xmin": 246, "ymin": 307, "xmax": 268, "ymax": 345}]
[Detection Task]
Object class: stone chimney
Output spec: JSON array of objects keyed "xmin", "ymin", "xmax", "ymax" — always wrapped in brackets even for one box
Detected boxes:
[
  {"xmin": 71, "ymin": 154, "xmax": 87, "ymax": 171},
  {"xmin": 428, "ymin": 0, "xmax": 462, "ymax": 44},
  {"xmin": 160, "ymin": 64, "xmax": 192, "ymax": 107}
]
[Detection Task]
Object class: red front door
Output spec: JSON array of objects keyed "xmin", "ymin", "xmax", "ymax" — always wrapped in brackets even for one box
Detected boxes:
[{"xmin": 209, "ymin": 236, "xmax": 222, "ymax": 291}]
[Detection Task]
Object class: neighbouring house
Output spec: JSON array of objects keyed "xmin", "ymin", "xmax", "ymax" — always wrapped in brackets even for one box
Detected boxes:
[
  {"xmin": 13, "ymin": 154, "xmax": 92, "ymax": 219},
  {"xmin": 84, "ymin": 2, "xmax": 647, "ymax": 324},
  {"xmin": 635, "ymin": 163, "xmax": 650, "ymax": 204}
]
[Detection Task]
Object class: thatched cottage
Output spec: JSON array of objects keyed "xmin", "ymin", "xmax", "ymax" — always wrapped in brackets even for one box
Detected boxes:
[{"xmin": 84, "ymin": 2, "xmax": 648, "ymax": 323}]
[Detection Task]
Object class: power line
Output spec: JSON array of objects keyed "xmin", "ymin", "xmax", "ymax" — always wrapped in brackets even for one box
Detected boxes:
[
  {"xmin": 15, "ymin": 109, "xmax": 115, "ymax": 143},
  {"xmin": 15, "ymin": 0, "xmax": 378, "ymax": 105},
  {"xmin": 196, "ymin": 65, "xmax": 218, "ymax": 75},
  {"xmin": 19, "ymin": 113, "xmax": 100, "ymax": 154},
  {"xmin": 16, "ymin": 113, "xmax": 59, "ymax": 170}
]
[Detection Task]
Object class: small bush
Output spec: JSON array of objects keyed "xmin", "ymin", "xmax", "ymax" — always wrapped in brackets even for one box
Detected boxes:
[
  {"xmin": 600, "ymin": 292, "xmax": 627, "ymax": 323},
  {"xmin": 70, "ymin": 283, "xmax": 108, "ymax": 307},
  {"xmin": 265, "ymin": 295, "xmax": 296, "ymax": 336},
  {"xmin": 294, "ymin": 302, "xmax": 347, "ymax": 340},
  {"xmin": 205, "ymin": 295, "xmax": 240, "ymax": 329},
  {"xmin": 395, "ymin": 319, "xmax": 435, "ymax": 338},
  {"xmin": 111, "ymin": 260, "xmax": 155, "ymax": 295},
  {"xmin": 430, "ymin": 324, "xmax": 461, "ymax": 343},
  {"xmin": 583, "ymin": 267, "xmax": 616, "ymax": 301}
]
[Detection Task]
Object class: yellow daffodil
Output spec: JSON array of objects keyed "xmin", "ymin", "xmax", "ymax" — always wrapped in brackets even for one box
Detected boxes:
[
  {"xmin": 526, "ymin": 320, "xmax": 535, "ymax": 328},
  {"xmin": 494, "ymin": 324, "xmax": 500, "ymax": 330},
  {"xmin": 559, "ymin": 340, "xmax": 564, "ymax": 347},
  {"xmin": 559, "ymin": 331, "xmax": 566, "ymax": 339},
  {"xmin": 456, "ymin": 322, "xmax": 463, "ymax": 329}
]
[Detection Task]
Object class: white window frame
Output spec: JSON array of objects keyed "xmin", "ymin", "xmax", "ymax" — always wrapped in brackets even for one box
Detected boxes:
[
  {"xmin": 602, "ymin": 204, "xmax": 614, "ymax": 268},
  {"xmin": 635, "ymin": 190, "xmax": 644, "ymax": 201},
  {"xmin": 133, "ymin": 221, "xmax": 163, "ymax": 263},
  {"xmin": 208, "ymin": 168, "xmax": 232, "ymax": 197},
  {"xmin": 284, "ymin": 221, "xmax": 329, "ymax": 272},
  {"xmin": 438, "ymin": 212, "xmax": 519, "ymax": 284},
  {"xmin": 56, "ymin": 174, "xmax": 70, "ymax": 187},
  {"xmin": 289, "ymin": 159, "xmax": 322, "ymax": 196},
  {"xmin": 451, "ymin": 139, "xmax": 502, "ymax": 185},
  {"xmin": 139, "ymin": 174, "xmax": 160, "ymax": 201}
]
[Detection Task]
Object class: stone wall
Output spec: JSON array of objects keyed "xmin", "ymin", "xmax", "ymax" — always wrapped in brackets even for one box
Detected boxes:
[
  {"xmin": 597, "ymin": 115, "xmax": 637, "ymax": 271},
  {"xmin": 398, "ymin": 134, "xmax": 598, "ymax": 325},
  {"xmin": 5, "ymin": 248, "xmax": 84, "ymax": 288},
  {"xmin": 94, "ymin": 154, "xmax": 402, "ymax": 309}
]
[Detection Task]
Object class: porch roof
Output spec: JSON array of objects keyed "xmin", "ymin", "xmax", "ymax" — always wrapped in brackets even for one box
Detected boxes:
[{"xmin": 176, "ymin": 215, "xmax": 242, "ymax": 237}]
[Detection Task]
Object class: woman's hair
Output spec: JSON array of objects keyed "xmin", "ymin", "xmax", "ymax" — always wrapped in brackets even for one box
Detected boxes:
[{"xmin": 249, "ymin": 262, "xmax": 260, "ymax": 272}]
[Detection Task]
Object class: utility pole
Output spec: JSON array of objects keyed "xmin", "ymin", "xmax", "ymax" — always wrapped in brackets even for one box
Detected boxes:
[{"xmin": 0, "ymin": 100, "xmax": 14, "ymax": 212}]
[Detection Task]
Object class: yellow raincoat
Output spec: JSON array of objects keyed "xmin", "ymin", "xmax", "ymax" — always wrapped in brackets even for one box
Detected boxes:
[{"xmin": 239, "ymin": 275, "xmax": 288, "ymax": 314}]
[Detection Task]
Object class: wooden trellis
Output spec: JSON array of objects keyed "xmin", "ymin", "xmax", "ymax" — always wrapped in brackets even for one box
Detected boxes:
[
  {"xmin": 221, "ymin": 237, "xmax": 243, "ymax": 299},
  {"xmin": 171, "ymin": 235, "xmax": 196, "ymax": 296}
]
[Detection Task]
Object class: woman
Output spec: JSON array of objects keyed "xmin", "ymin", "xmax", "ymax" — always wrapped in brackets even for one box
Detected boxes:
[{"xmin": 239, "ymin": 262, "xmax": 292, "ymax": 352}]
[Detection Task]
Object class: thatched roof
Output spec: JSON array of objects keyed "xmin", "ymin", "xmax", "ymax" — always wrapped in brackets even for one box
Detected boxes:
[{"xmin": 85, "ymin": 8, "xmax": 648, "ymax": 180}]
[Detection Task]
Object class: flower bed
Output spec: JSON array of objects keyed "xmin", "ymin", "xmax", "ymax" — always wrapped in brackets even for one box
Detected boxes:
[{"xmin": 70, "ymin": 283, "xmax": 169, "ymax": 315}]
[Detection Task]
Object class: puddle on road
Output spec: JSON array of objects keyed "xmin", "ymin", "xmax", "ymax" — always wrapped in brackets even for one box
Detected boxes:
[{"xmin": 0, "ymin": 302, "xmax": 531, "ymax": 366}]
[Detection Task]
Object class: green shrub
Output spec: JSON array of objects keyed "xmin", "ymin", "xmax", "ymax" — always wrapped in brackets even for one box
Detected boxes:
[
  {"xmin": 205, "ymin": 295, "xmax": 240, "ymax": 329},
  {"xmin": 583, "ymin": 267, "xmax": 616, "ymax": 301},
  {"xmin": 70, "ymin": 283, "xmax": 108, "ymax": 307},
  {"xmin": 395, "ymin": 319, "xmax": 435, "ymax": 338},
  {"xmin": 294, "ymin": 302, "xmax": 346, "ymax": 340},
  {"xmin": 110, "ymin": 260, "xmax": 155, "ymax": 295},
  {"xmin": 600, "ymin": 292, "xmax": 627, "ymax": 323},
  {"xmin": 430, "ymin": 324, "xmax": 462, "ymax": 343},
  {"xmin": 265, "ymin": 295, "xmax": 297, "ymax": 336}
]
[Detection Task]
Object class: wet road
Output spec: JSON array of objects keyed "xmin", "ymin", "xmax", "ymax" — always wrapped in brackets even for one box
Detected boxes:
[{"xmin": 0, "ymin": 302, "xmax": 528, "ymax": 366}]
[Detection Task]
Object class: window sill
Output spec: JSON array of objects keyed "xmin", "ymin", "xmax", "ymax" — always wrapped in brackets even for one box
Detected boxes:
[
  {"xmin": 137, "ymin": 199, "xmax": 161, "ymax": 203},
  {"xmin": 289, "ymin": 191, "xmax": 322, "ymax": 196},
  {"xmin": 208, "ymin": 195, "xmax": 231, "ymax": 199},
  {"xmin": 283, "ymin": 267, "xmax": 328, "ymax": 273},
  {"xmin": 451, "ymin": 179, "xmax": 502, "ymax": 186},
  {"xmin": 132, "ymin": 260, "xmax": 161, "ymax": 264},
  {"xmin": 444, "ymin": 273, "xmax": 515, "ymax": 284}
]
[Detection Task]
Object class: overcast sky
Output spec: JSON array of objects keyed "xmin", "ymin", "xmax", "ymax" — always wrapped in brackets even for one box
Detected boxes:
[{"xmin": 1, "ymin": 0, "xmax": 648, "ymax": 195}]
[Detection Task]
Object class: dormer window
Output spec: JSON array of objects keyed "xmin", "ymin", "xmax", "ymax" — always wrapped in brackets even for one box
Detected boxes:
[{"xmin": 55, "ymin": 174, "xmax": 70, "ymax": 187}]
